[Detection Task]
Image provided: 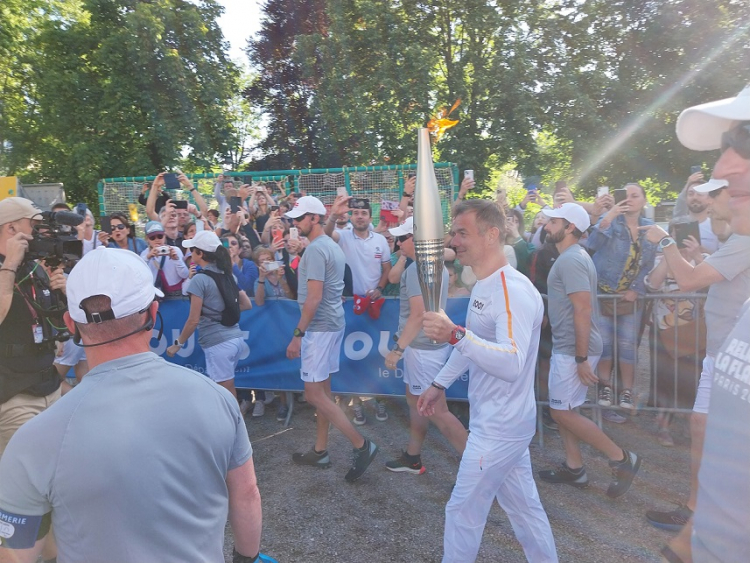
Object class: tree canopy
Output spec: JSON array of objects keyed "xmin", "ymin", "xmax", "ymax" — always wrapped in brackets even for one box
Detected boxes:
[
  {"xmin": 0, "ymin": 0, "xmax": 237, "ymax": 204},
  {"xmin": 1, "ymin": 0, "xmax": 748, "ymax": 204},
  {"xmin": 247, "ymin": 0, "xmax": 750, "ymax": 195}
]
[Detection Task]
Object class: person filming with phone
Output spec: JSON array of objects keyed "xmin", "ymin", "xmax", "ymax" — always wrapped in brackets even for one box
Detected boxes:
[{"xmin": 141, "ymin": 221, "xmax": 190, "ymax": 298}]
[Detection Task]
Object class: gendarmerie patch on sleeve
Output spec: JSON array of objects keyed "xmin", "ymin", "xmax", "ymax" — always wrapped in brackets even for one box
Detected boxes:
[{"xmin": 0, "ymin": 509, "xmax": 50, "ymax": 549}]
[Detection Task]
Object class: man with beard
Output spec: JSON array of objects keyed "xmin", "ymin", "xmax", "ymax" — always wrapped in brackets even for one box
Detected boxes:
[
  {"xmin": 285, "ymin": 196, "xmax": 378, "ymax": 482},
  {"xmin": 536, "ymin": 203, "xmax": 641, "ymax": 498},
  {"xmin": 325, "ymin": 195, "xmax": 391, "ymax": 424}
]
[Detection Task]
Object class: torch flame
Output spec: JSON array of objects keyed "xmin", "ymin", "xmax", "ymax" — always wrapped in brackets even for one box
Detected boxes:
[{"xmin": 427, "ymin": 99, "xmax": 461, "ymax": 142}]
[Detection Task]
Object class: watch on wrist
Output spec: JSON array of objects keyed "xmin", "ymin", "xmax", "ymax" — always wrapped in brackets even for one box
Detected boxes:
[
  {"xmin": 293, "ymin": 328, "xmax": 305, "ymax": 338},
  {"xmin": 449, "ymin": 326, "xmax": 466, "ymax": 346},
  {"xmin": 173, "ymin": 339, "xmax": 183, "ymax": 347},
  {"xmin": 574, "ymin": 355, "xmax": 588, "ymax": 364},
  {"xmin": 659, "ymin": 236, "xmax": 676, "ymax": 250},
  {"xmin": 393, "ymin": 343, "xmax": 404, "ymax": 354}
]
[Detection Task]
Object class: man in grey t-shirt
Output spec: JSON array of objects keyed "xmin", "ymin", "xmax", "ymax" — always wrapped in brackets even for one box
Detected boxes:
[
  {"xmin": 538, "ymin": 204, "xmax": 641, "ymax": 499},
  {"xmin": 382, "ymin": 218, "xmax": 467, "ymax": 474},
  {"xmin": 0, "ymin": 248, "xmax": 268, "ymax": 563},
  {"xmin": 285, "ymin": 196, "xmax": 378, "ymax": 483}
]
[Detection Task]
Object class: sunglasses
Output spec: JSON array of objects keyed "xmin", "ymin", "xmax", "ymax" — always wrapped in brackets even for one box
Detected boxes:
[
  {"xmin": 147, "ymin": 234, "xmax": 165, "ymax": 241},
  {"xmin": 293, "ymin": 213, "xmax": 312, "ymax": 223},
  {"xmin": 221, "ymin": 239, "xmax": 239, "ymax": 246},
  {"xmin": 397, "ymin": 234, "xmax": 413, "ymax": 243},
  {"xmin": 112, "ymin": 224, "xmax": 128, "ymax": 231},
  {"xmin": 721, "ymin": 121, "xmax": 750, "ymax": 160}
]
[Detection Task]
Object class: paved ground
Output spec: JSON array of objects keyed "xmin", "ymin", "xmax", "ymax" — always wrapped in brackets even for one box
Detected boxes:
[{"xmin": 224, "ymin": 392, "xmax": 690, "ymax": 563}]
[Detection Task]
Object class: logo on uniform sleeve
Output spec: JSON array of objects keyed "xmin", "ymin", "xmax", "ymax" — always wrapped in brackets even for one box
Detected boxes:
[
  {"xmin": 0, "ymin": 520, "xmax": 15, "ymax": 539},
  {"xmin": 471, "ymin": 299, "xmax": 485, "ymax": 313}
]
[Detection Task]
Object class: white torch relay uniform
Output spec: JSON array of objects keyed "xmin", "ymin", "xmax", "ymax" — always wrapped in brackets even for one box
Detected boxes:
[{"xmin": 433, "ymin": 265, "xmax": 557, "ymax": 563}]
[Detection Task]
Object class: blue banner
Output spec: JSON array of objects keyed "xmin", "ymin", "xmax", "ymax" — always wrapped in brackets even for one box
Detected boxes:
[{"xmin": 152, "ymin": 298, "xmax": 470, "ymax": 399}]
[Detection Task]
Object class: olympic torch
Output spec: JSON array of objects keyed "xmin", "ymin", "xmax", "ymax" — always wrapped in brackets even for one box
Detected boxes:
[{"xmin": 413, "ymin": 127, "xmax": 445, "ymax": 315}]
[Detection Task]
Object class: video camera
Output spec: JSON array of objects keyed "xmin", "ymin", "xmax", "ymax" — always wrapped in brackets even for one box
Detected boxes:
[
  {"xmin": 27, "ymin": 211, "xmax": 84, "ymax": 269},
  {"xmin": 21, "ymin": 210, "xmax": 84, "ymax": 344}
]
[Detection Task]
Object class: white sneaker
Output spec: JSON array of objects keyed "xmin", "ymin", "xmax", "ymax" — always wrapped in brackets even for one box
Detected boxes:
[
  {"xmin": 252, "ymin": 401, "xmax": 265, "ymax": 417},
  {"xmin": 263, "ymin": 392, "xmax": 276, "ymax": 405},
  {"xmin": 239, "ymin": 400, "xmax": 251, "ymax": 416}
]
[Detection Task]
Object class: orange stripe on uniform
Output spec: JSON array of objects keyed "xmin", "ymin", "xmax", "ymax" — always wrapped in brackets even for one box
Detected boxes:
[{"xmin": 500, "ymin": 271, "xmax": 516, "ymax": 347}]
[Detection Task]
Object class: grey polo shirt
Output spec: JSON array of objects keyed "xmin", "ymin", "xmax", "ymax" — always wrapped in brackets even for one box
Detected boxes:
[{"xmin": 0, "ymin": 352, "xmax": 252, "ymax": 562}]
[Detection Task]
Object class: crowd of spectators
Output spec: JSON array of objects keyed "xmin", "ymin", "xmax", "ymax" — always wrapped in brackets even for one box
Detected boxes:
[{"xmin": 57, "ymin": 168, "xmax": 725, "ymax": 432}]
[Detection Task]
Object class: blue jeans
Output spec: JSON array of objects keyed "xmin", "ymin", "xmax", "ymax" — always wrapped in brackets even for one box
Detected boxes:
[{"xmin": 597, "ymin": 308, "xmax": 642, "ymax": 364}]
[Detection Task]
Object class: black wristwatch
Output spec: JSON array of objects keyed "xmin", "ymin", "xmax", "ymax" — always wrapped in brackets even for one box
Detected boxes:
[
  {"xmin": 393, "ymin": 343, "xmax": 404, "ymax": 354},
  {"xmin": 575, "ymin": 355, "xmax": 588, "ymax": 364},
  {"xmin": 293, "ymin": 328, "xmax": 305, "ymax": 338},
  {"xmin": 173, "ymin": 339, "xmax": 183, "ymax": 348}
]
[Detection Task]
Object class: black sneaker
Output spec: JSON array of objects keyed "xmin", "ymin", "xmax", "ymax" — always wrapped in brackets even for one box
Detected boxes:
[
  {"xmin": 646, "ymin": 504, "xmax": 693, "ymax": 531},
  {"xmin": 344, "ymin": 439, "xmax": 378, "ymax": 482},
  {"xmin": 385, "ymin": 451, "xmax": 426, "ymax": 475},
  {"xmin": 292, "ymin": 448, "xmax": 331, "ymax": 469},
  {"xmin": 538, "ymin": 463, "xmax": 589, "ymax": 488},
  {"xmin": 607, "ymin": 450, "xmax": 641, "ymax": 498}
]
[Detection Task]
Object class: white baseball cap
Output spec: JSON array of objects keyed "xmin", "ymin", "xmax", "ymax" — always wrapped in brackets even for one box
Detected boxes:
[
  {"xmin": 284, "ymin": 195, "xmax": 327, "ymax": 219},
  {"xmin": 542, "ymin": 202, "xmax": 591, "ymax": 232},
  {"xmin": 0, "ymin": 197, "xmax": 43, "ymax": 225},
  {"xmin": 693, "ymin": 178, "xmax": 729, "ymax": 193},
  {"xmin": 67, "ymin": 247, "xmax": 163, "ymax": 324},
  {"xmin": 388, "ymin": 216, "xmax": 414, "ymax": 237},
  {"xmin": 676, "ymin": 84, "xmax": 750, "ymax": 151},
  {"xmin": 182, "ymin": 230, "xmax": 221, "ymax": 252}
]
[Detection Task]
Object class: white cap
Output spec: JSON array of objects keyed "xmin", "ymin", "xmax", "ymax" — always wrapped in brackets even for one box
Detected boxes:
[
  {"xmin": 388, "ymin": 216, "xmax": 414, "ymax": 237},
  {"xmin": 693, "ymin": 178, "xmax": 729, "ymax": 193},
  {"xmin": 284, "ymin": 195, "xmax": 327, "ymax": 218},
  {"xmin": 182, "ymin": 230, "xmax": 221, "ymax": 252},
  {"xmin": 67, "ymin": 247, "xmax": 163, "ymax": 324},
  {"xmin": 676, "ymin": 84, "xmax": 750, "ymax": 151},
  {"xmin": 542, "ymin": 202, "xmax": 591, "ymax": 232}
]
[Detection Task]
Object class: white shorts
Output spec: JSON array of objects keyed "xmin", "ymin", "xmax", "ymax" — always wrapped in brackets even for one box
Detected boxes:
[
  {"xmin": 301, "ymin": 329, "xmax": 344, "ymax": 383},
  {"xmin": 548, "ymin": 353, "xmax": 601, "ymax": 411},
  {"xmin": 692, "ymin": 355, "xmax": 715, "ymax": 414},
  {"xmin": 54, "ymin": 338, "xmax": 87, "ymax": 367},
  {"xmin": 205, "ymin": 337, "xmax": 244, "ymax": 383},
  {"xmin": 404, "ymin": 346, "xmax": 451, "ymax": 396}
]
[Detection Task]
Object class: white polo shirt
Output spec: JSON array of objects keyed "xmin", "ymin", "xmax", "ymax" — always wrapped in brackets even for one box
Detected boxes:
[{"xmin": 336, "ymin": 229, "xmax": 390, "ymax": 295}]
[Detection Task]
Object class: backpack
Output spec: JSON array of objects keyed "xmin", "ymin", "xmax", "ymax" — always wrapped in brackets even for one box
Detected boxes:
[{"xmin": 196, "ymin": 269, "xmax": 241, "ymax": 327}]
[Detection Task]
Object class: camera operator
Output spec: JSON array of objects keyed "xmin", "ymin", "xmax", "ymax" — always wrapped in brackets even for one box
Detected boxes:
[{"xmin": 0, "ymin": 198, "xmax": 65, "ymax": 459}]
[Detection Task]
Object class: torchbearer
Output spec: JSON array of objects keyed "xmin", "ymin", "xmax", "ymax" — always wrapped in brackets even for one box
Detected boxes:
[{"xmin": 418, "ymin": 198, "xmax": 557, "ymax": 563}]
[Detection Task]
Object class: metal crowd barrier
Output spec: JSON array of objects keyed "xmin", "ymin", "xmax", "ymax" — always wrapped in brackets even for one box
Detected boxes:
[{"xmin": 536, "ymin": 292, "xmax": 708, "ymax": 443}]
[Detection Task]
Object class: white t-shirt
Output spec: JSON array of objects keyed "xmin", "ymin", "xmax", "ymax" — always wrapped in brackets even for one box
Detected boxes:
[
  {"xmin": 82, "ymin": 231, "xmax": 101, "ymax": 256},
  {"xmin": 140, "ymin": 247, "xmax": 190, "ymax": 288},
  {"xmin": 434, "ymin": 265, "xmax": 544, "ymax": 442},
  {"xmin": 336, "ymin": 229, "xmax": 390, "ymax": 295}
]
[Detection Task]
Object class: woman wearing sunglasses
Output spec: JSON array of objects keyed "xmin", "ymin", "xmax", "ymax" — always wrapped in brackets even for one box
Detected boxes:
[
  {"xmin": 140, "ymin": 220, "xmax": 190, "ymax": 298},
  {"xmin": 105, "ymin": 212, "xmax": 147, "ymax": 254}
]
